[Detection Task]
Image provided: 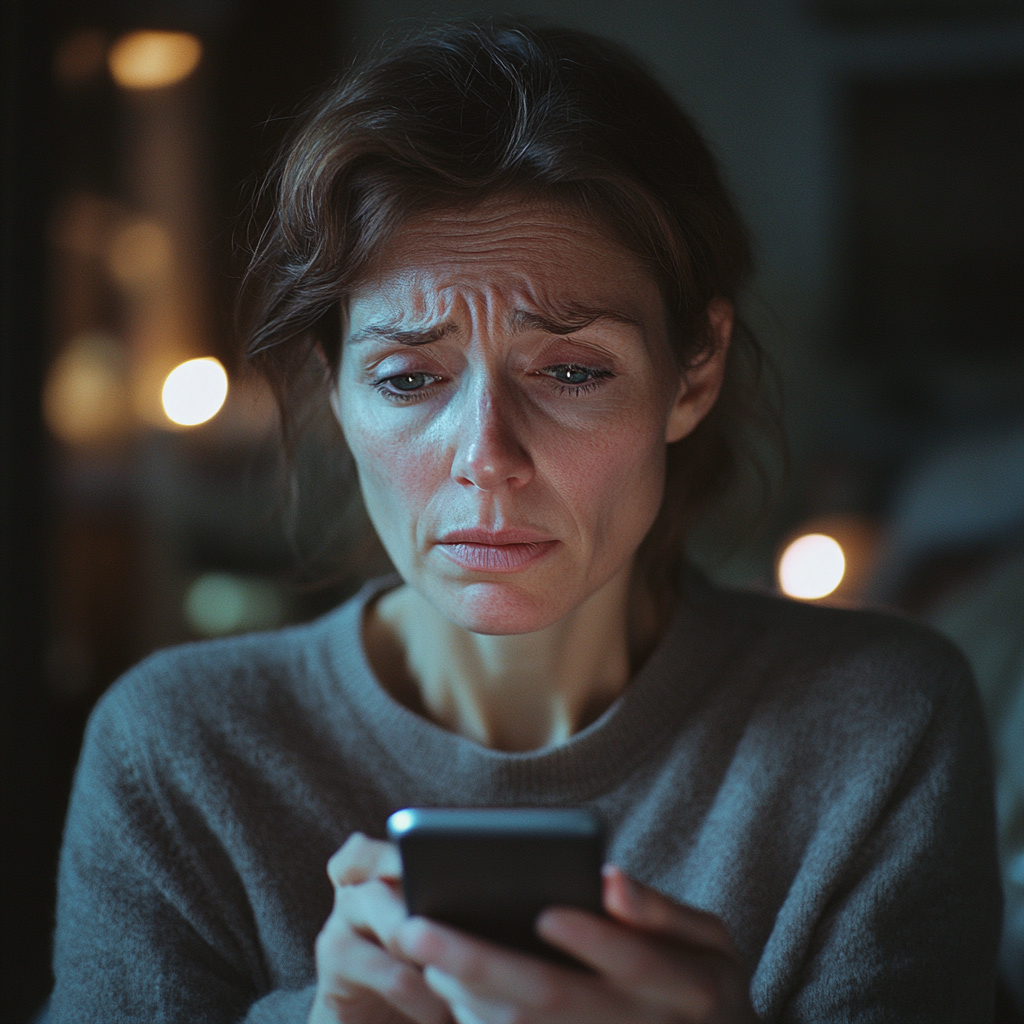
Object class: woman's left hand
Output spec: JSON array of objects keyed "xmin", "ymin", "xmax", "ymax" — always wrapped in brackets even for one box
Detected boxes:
[{"xmin": 394, "ymin": 866, "xmax": 758, "ymax": 1024}]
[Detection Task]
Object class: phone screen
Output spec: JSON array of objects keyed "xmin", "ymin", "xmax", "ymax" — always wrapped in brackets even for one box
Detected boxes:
[{"xmin": 387, "ymin": 807, "xmax": 604, "ymax": 966}]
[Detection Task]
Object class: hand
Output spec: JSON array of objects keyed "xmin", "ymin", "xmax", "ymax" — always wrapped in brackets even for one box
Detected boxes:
[
  {"xmin": 395, "ymin": 866, "xmax": 758, "ymax": 1024},
  {"xmin": 309, "ymin": 833, "xmax": 453, "ymax": 1024}
]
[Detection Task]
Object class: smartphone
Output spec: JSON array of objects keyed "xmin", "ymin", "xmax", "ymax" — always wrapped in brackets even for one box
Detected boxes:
[{"xmin": 387, "ymin": 807, "xmax": 604, "ymax": 966}]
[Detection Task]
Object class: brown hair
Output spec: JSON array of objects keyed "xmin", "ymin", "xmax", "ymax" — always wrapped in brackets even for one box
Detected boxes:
[{"xmin": 242, "ymin": 20, "xmax": 779, "ymax": 612}]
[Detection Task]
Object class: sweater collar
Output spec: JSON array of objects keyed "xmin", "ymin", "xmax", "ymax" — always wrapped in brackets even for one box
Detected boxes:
[{"xmin": 315, "ymin": 569, "xmax": 734, "ymax": 804}]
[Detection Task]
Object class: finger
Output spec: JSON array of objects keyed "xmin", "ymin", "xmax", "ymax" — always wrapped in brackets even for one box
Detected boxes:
[
  {"xmin": 424, "ymin": 962, "xmax": 657, "ymax": 1024},
  {"xmin": 423, "ymin": 968, "xmax": 491, "ymax": 1024},
  {"xmin": 316, "ymin": 926, "xmax": 451, "ymax": 1024},
  {"xmin": 333, "ymin": 877, "xmax": 410, "ymax": 952},
  {"xmin": 327, "ymin": 832, "xmax": 402, "ymax": 887},
  {"xmin": 400, "ymin": 917, "xmax": 633, "ymax": 1020},
  {"xmin": 602, "ymin": 866, "xmax": 736, "ymax": 957},
  {"xmin": 537, "ymin": 906, "xmax": 724, "ymax": 1018}
]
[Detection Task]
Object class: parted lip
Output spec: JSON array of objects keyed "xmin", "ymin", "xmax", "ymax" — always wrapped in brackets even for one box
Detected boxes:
[{"xmin": 435, "ymin": 528, "xmax": 555, "ymax": 546}]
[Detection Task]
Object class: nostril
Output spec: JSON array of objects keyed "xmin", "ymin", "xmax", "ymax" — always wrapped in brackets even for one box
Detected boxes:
[
  {"xmin": 452, "ymin": 453, "xmax": 506, "ymax": 490},
  {"xmin": 451, "ymin": 436, "xmax": 531, "ymax": 491},
  {"xmin": 449, "ymin": 389, "xmax": 534, "ymax": 490}
]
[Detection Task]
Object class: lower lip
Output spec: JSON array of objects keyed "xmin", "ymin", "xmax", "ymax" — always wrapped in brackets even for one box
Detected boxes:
[{"xmin": 437, "ymin": 541, "xmax": 558, "ymax": 572}]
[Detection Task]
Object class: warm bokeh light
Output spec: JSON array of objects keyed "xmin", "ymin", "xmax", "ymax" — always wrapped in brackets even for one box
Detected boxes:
[
  {"xmin": 161, "ymin": 357, "xmax": 228, "ymax": 426},
  {"xmin": 43, "ymin": 333, "xmax": 131, "ymax": 445},
  {"xmin": 108, "ymin": 31, "xmax": 202, "ymax": 90},
  {"xmin": 50, "ymin": 192, "xmax": 111, "ymax": 258},
  {"xmin": 54, "ymin": 29, "xmax": 108, "ymax": 88},
  {"xmin": 106, "ymin": 218, "xmax": 173, "ymax": 287},
  {"xmin": 778, "ymin": 533, "xmax": 847, "ymax": 600},
  {"xmin": 184, "ymin": 574, "xmax": 286, "ymax": 636}
]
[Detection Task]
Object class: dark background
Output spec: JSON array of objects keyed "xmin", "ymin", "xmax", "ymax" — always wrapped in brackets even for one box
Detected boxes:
[{"xmin": 3, "ymin": 1, "xmax": 1023, "ymax": 1020}]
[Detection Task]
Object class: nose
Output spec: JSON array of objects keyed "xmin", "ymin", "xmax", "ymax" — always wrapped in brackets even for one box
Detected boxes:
[{"xmin": 450, "ymin": 379, "xmax": 534, "ymax": 492}]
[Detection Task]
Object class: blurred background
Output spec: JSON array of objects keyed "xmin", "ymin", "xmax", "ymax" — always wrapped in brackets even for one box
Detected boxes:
[{"xmin": 2, "ymin": 0, "xmax": 1022, "ymax": 1020}]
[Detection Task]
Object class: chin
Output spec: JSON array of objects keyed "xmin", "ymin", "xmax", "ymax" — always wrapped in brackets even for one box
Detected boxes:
[{"xmin": 440, "ymin": 580, "xmax": 575, "ymax": 636}]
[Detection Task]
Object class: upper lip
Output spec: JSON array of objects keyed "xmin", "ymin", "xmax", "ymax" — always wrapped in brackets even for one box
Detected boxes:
[{"xmin": 435, "ymin": 528, "xmax": 556, "ymax": 545}]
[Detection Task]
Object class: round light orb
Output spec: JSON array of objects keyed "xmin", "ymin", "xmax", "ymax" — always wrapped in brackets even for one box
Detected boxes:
[
  {"xmin": 778, "ymin": 533, "xmax": 846, "ymax": 601},
  {"xmin": 161, "ymin": 357, "xmax": 228, "ymax": 426},
  {"xmin": 108, "ymin": 31, "xmax": 202, "ymax": 90}
]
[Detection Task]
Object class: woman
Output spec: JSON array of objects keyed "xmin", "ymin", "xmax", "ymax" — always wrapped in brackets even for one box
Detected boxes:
[{"xmin": 51, "ymin": 22, "xmax": 1001, "ymax": 1024}]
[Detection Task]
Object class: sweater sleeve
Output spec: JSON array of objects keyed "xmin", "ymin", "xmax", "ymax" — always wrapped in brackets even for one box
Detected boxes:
[
  {"xmin": 50, "ymin": 685, "xmax": 317, "ymax": 1024},
  {"xmin": 780, "ymin": 669, "xmax": 1003, "ymax": 1024}
]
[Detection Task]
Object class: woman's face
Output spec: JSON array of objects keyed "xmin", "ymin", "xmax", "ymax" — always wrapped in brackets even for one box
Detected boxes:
[{"xmin": 336, "ymin": 200, "xmax": 716, "ymax": 636}]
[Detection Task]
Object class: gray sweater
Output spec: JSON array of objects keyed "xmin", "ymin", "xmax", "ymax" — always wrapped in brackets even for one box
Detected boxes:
[{"xmin": 51, "ymin": 573, "xmax": 1002, "ymax": 1023}]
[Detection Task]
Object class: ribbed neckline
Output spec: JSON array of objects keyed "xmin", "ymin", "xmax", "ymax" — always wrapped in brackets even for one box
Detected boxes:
[{"xmin": 313, "ymin": 570, "xmax": 734, "ymax": 805}]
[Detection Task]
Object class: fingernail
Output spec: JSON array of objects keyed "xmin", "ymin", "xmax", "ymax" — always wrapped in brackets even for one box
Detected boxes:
[
  {"xmin": 605, "ymin": 866, "xmax": 641, "ymax": 916},
  {"xmin": 396, "ymin": 916, "xmax": 429, "ymax": 957},
  {"xmin": 535, "ymin": 907, "xmax": 559, "ymax": 937},
  {"xmin": 423, "ymin": 966, "xmax": 460, "ymax": 999}
]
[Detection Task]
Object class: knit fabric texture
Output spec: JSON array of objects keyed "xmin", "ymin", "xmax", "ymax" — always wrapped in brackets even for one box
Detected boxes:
[{"xmin": 51, "ymin": 572, "xmax": 1003, "ymax": 1022}]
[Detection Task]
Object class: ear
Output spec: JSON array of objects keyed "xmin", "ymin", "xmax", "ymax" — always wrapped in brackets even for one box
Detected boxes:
[
  {"xmin": 322, "ymin": 316, "xmax": 345, "ymax": 431},
  {"xmin": 318, "ymin": 342, "xmax": 343, "ymax": 427},
  {"xmin": 665, "ymin": 298, "xmax": 733, "ymax": 444},
  {"xmin": 323, "ymin": 300, "xmax": 349, "ymax": 429},
  {"xmin": 328, "ymin": 381, "xmax": 343, "ymax": 430}
]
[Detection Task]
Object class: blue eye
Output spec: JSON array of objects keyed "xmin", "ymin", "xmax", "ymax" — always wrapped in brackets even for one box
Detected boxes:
[
  {"xmin": 373, "ymin": 371, "xmax": 442, "ymax": 402},
  {"xmin": 550, "ymin": 365, "xmax": 593, "ymax": 385},
  {"xmin": 390, "ymin": 373, "xmax": 430, "ymax": 391},
  {"xmin": 540, "ymin": 364, "xmax": 613, "ymax": 393}
]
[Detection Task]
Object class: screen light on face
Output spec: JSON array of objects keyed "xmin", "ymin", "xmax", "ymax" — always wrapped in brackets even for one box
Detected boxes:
[
  {"xmin": 161, "ymin": 357, "xmax": 228, "ymax": 426},
  {"xmin": 108, "ymin": 31, "xmax": 202, "ymax": 90},
  {"xmin": 777, "ymin": 533, "xmax": 846, "ymax": 601}
]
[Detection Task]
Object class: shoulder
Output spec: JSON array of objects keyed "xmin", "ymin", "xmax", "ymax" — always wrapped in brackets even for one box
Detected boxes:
[
  {"xmin": 82, "ymin": 587, "xmax": 369, "ymax": 777},
  {"xmin": 735, "ymin": 584, "xmax": 968, "ymax": 678},
  {"xmin": 94, "ymin": 621, "xmax": 311, "ymax": 734},
  {"xmin": 687, "ymin": 576, "xmax": 976, "ymax": 742}
]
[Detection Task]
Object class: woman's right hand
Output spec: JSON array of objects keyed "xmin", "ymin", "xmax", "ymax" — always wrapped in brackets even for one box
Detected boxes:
[{"xmin": 309, "ymin": 833, "xmax": 453, "ymax": 1024}]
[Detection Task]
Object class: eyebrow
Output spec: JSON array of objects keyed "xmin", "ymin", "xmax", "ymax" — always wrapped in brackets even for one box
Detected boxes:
[
  {"xmin": 347, "ymin": 305, "xmax": 641, "ymax": 347},
  {"xmin": 346, "ymin": 322, "xmax": 460, "ymax": 347},
  {"xmin": 510, "ymin": 307, "xmax": 641, "ymax": 335}
]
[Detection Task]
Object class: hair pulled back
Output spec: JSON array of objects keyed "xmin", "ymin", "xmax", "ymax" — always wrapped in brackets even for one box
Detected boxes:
[{"xmin": 242, "ymin": 20, "xmax": 775, "ymax": 607}]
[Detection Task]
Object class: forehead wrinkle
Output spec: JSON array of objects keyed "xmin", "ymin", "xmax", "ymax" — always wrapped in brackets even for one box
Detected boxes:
[
  {"xmin": 347, "ymin": 279, "xmax": 462, "ymax": 346},
  {"xmin": 352, "ymin": 279, "xmax": 513, "ymax": 346},
  {"xmin": 348, "ymin": 256, "xmax": 654, "ymax": 353},
  {"xmin": 392, "ymin": 204, "xmax": 591, "ymax": 255}
]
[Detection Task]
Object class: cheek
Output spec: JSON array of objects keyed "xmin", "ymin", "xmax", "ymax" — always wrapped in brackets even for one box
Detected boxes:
[
  {"xmin": 546, "ymin": 412, "xmax": 667, "ymax": 541},
  {"xmin": 341, "ymin": 400, "xmax": 442, "ymax": 526}
]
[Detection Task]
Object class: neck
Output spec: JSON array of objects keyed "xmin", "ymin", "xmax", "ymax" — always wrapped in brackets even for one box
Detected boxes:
[{"xmin": 364, "ymin": 565, "xmax": 638, "ymax": 752}]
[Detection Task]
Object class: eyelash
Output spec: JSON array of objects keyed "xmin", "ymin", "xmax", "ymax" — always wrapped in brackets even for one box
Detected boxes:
[
  {"xmin": 372, "ymin": 373, "xmax": 443, "ymax": 403},
  {"xmin": 544, "ymin": 364, "xmax": 614, "ymax": 397},
  {"xmin": 371, "ymin": 364, "xmax": 614, "ymax": 402}
]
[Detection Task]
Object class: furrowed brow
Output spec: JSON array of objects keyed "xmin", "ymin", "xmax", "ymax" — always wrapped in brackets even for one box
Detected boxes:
[
  {"xmin": 511, "ymin": 307, "xmax": 641, "ymax": 335},
  {"xmin": 347, "ymin": 322, "xmax": 459, "ymax": 347}
]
